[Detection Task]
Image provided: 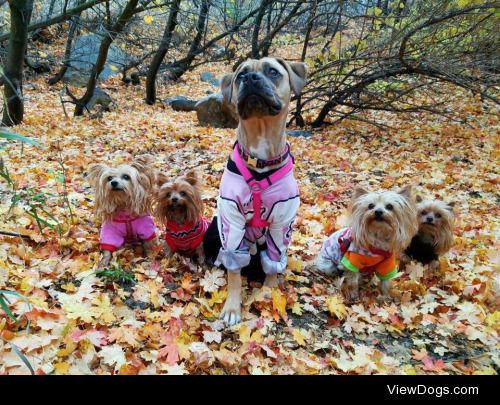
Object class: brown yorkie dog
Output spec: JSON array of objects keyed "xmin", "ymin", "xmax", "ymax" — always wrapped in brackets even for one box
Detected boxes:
[
  {"xmin": 402, "ymin": 196, "xmax": 454, "ymax": 271},
  {"xmin": 154, "ymin": 170, "xmax": 209, "ymax": 264},
  {"xmin": 316, "ymin": 186, "xmax": 418, "ymax": 302},
  {"xmin": 87, "ymin": 155, "xmax": 158, "ymax": 269}
]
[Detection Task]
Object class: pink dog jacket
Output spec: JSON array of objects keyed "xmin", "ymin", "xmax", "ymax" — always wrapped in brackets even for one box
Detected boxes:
[
  {"xmin": 100, "ymin": 210, "xmax": 157, "ymax": 251},
  {"xmin": 215, "ymin": 144, "xmax": 300, "ymax": 275}
]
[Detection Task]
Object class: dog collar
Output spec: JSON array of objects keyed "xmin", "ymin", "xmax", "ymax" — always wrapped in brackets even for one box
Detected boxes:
[{"xmin": 236, "ymin": 142, "xmax": 290, "ymax": 169}]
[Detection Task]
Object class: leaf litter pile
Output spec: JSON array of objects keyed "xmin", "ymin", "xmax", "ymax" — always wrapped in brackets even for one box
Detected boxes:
[{"xmin": 0, "ymin": 64, "xmax": 498, "ymax": 375}]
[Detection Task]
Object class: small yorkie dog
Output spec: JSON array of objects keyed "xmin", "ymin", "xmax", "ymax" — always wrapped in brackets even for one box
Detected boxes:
[
  {"xmin": 316, "ymin": 185, "xmax": 418, "ymax": 302},
  {"xmin": 88, "ymin": 155, "xmax": 158, "ymax": 269},
  {"xmin": 155, "ymin": 170, "xmax": 209, "ymax": 264},
  {"xmin": 402, "ymin": 196, "xmax": 454, "ymax": 271}
]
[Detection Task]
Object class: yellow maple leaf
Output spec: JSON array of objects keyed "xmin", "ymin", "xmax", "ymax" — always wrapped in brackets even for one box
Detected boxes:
[
  {"xmin": 109, "ymin": 64, "xmax": 118, "ymax": 71},
  {"xmin": 53, "ymin": 361, "xmax": 70, "ymax": 375},
  {"xmin": 92, "ymin": 294, "xmax": 116, "ymax": 323},
  {"xmin": 292, "ymin": 302, "xmax": 303, "ymax": 315},
  {"xmin": 292, "ymin": 328, "xmax": 306, "ymax": 346},
  {"xmin": 402, "ymin": 364, "xmax": 417, "ymax": 375},
  {"xmin": 208, "ymin": 289, "xmax": 227, "ymax": 307},
  {"xmin": 287, "ymin": 257, "xmax": 303, "ymax": 273},
  {"xmin": 326, "ymin": 295, "xmax": 347, "ymax": 320},
  {"xmin": 61, "ymin": 282, "xmax": 77, "ymax": 292},
  {"xmin": 56, "ymin": 340, "xmax": 77, "ymax": 357},
  {"xmin": 236, "ymin": 324, "xmax": 251, "ymax": 343},
  {"xmin": 272, "ymin": 289, "xmax": 287, "ymax": 317},
  {"xmin": 144, "ymin": 15, "xmax": 154, "ymax": 24}
]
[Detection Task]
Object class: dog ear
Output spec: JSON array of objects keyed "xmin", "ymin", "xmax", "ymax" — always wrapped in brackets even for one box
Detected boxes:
[
  {"xmin": 132, "ymin": 154, "xmax": 154, "ymax": 171},
  {"xmin": 221, "ymin": 73, "xmax": 234, "ymax": 104},
  {"xmin": 415, "ymin": 194, "xmax": 423, "ymax": 203},
  {"xmin": 275, "ymin": 58, "xmax": 307, "ymax": 95},
  {"xmin": 352, "ymin": 186, "xmax": 368, "ymax": 200},
  {"xmin": 398, "ymin": 185, "xmax": 413, "ymax": 201},
  {"xmin": 184, "ymin": 170, "xmax": 198, "ymax": 186},
  {"xmin": 87, "ymin": 164, "xmax": 106, "ymax": 187},
  {"xmin": 156, "ymin": 172, "xmax": 169, "ymax": 187}
]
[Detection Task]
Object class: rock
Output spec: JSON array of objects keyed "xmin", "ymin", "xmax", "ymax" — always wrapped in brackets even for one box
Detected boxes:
[
  {"xmin": 26, "ymin": 56, "xmax": 51, "ymax": 73},
  {"xmin": 287, "ymin": 130, "xmax": 313, "ymax": 138},
  {"xmin": 63, "ymin": 34, "xmax": 130, "ymax": 87},
  {"xmin": 200, "ymin": 71, "xmax": 220, "ymax": 87},
  {"xmin": 212, "ymin": 46, "xmax": 234, "ymax": 60},
  {"xmin": 85, "ymin": 87, "xmax": 113, "ymax": 111},
  {"xmin": 164, "ymin": 96, "xmax": 197, "ymax": 112},
  {"xmin": 195, "ymin": 93, "xmax": 238, "ymax": 128}
]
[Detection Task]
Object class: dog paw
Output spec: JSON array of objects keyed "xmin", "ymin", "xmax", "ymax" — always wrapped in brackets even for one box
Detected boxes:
[
  {"xmin": 220, "ymin": 300, "xmax": 241, "ymax": 327},
  {"xmin": 376, "ymin": 294, "xmax": 394, "ymax": 305},
  {"xmin": 263, "ymin": 274, "xmax": 278, "ymax": 288},
  {"xmin": 429, "ymin": 260, "xmax": 440, "ymax": 272},
  {"xmin": 344, "ymin": 290, "xmax": 360, "ymax": 304},
  {"xmin": 196, "ymin": 253, "xmax": 205, "ymax": 266},
  {"xmin": 97, "ymin": 251, "xmax": 112, "ymax": 270}
]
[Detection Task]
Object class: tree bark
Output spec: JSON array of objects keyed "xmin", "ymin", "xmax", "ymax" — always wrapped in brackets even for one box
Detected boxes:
[
  {"xmin": 251, "ymin": 0, "xmax": 271, "ymax": 58},
  {"xmin": 2, "ymin": 0, "xmax": 34, "ymax": 126},
  {"xmin": 47, "ymin": 0, "xmax": 85, "ymax": 85},
  {"xmin": 145, "ymin": 0, "xmax": 182, "ymax": 105},
  {"xmin": 163, "ymin": 0, "xmax": 210, "ymax": 82},
  {"xmin": 73, "ymin": 0, "xmax": 139, "ymax": 116}
]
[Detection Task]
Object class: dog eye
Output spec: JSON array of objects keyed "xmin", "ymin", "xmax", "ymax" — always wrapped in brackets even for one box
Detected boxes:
[
  {"xmin": 122, "ymin": 174, "xmax": 130, "ymax": 181},
  {"xmin": 435, "ymin": 213, "xmax": 441, "ymax": 218},
  {"xmin": 368, "ymin": 203, "xmax": 375, "ymax": 209},
  {"xmin": 180, "ymin": 191, "xmax": 186, "ymax": 197},
  {"xmin": 166, "ymin": 192, "xmax": 171, "ymax": 198},
  {"xmin": 421, "ymin": 210, "xmax": 427, "ymax": 215},
  {"xmin": 107, "ymin": 176, "xmax": 113, "ymax": 182},
  {"xmin": 236, "ymin": 72, "xmax": 246, "ymax": 81},
  {"xmin": 268, "ymin": 67, "xmax": 279, "ymax": 77},
  {"xmin": 385, "ymin": 204, "xmax": 393, "ymax": 211}
]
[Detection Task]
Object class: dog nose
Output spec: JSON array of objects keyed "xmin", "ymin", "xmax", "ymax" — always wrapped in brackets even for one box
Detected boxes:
[
  {"xmin": 249, "ymin": 72, "xmax": 261, "ymax": 82},
  {"xmin": 374, "ymin": 210, "xmax": 383, "ymax": 218},
  {"xmin": 426, "ymin": 216, "xmax": 434, "ymax": 223},
  {"xmin": 111, "ymin": 180, "xmax": 118, "ymax": 188},
  {"xmin": 171, "ymin": 197, "xmax": 178, "ymax": 203}
]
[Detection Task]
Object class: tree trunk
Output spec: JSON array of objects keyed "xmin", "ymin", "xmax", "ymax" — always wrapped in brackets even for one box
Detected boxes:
[
  {"xmin": 251, "ymin": 0, "xmax": 271, "ymax": 58},
  {"xmin": 73, "ymin": 0, "xmax": 139, "ymax": 116},
  {"xmin": 2, "ymin": 0, "xmax": 34, "ymax": 126},
  {"xmin": 46, "ymin": 0, "xmax": 56, "ymax": 19},
  {"xmin": 293, "ymin": 0, "xmax": 318, "ymax": 127},
  {"xmin": 145, "ymin": 0, "xmax": 182, "ymax": 105},
  {"xmin": 48, "ymin": 0, "xmax": 85, "ymax": 85},
  {"xmin": 161, "ymin": 0, "xmax": 210, "ymax": 82}
]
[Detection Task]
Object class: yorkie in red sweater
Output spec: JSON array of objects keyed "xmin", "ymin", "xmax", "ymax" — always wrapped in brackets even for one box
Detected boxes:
[{"xmin": 154, "ymin": 170, "xmax": 209, "ymax": 264}]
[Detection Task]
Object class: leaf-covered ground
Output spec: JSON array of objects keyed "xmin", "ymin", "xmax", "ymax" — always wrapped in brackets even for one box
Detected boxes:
[{"xmin": 0, "ymin": 65, "xmax": 498, "ymax": 375}]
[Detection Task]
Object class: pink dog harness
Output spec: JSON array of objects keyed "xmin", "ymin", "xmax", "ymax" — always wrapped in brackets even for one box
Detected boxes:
[
  {"xmin": 232, "ymin": 143, "xmax": 294, "ymax": 228},
  {"xmin": 214, "ymin": 143, "xmax": 300, "ymax": 275},
  {"xmin": 100, "ymin": 210, "xmax": 156, "ymax": 251}
]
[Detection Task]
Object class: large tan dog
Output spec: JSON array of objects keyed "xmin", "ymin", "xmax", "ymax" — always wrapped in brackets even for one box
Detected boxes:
[{"xmin": 215, "ymin": 57, "xmax": 307, "ymax": 326}]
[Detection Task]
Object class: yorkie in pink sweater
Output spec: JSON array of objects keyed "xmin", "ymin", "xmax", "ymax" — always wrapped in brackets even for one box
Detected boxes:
[{"xmin": 88, "ymin": 155, "xmax": 158, "ymax": 269}]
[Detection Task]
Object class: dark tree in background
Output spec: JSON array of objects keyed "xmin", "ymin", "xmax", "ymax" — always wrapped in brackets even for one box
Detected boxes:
[
  {"xmin": 2, "ymin": 0, "xmax": 34, "ymax": 126},
  {"xmin": 70, "ymin": 0, "xmax": 142, "ymax": 116},
  {"xmin": 145, "ymin": 0, "xmax": 182, "ymax": 105}
]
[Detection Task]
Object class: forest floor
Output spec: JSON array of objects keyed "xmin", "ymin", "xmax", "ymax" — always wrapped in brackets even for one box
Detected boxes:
[{"xmin": 0, "ymin": 60, "xmax": 499, "ymax": 375}]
